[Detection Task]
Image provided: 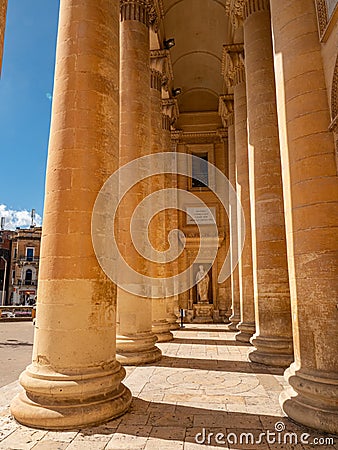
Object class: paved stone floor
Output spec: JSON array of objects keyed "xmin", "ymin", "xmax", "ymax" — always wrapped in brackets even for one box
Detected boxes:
[
  {"xmin": 0, "ymin": 324, "xmax": 337, "ymax": 449},
  {"xmin": 0, "ymin": 322, "xmax": 34, "ymax": 387}
]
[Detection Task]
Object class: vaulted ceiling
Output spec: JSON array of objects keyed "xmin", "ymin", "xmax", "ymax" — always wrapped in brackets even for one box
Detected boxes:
[{"xmin": 162, "ymin": 0, "xmax": 232, "ymax": 114}]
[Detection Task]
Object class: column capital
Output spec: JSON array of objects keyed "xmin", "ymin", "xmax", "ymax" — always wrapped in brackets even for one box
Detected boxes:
[
  {"xmin": 120, "ymin": 0, "xmax": 164, "ymax": 28},
  {"xmin": 225, "ymin": 0, "xmax": 244, "ymax": 30},
  {"xmin": 150, "ymin": 49, "xmax": 174, "ymax": 90},
  {"xmin": 243, "ymin": 0, "xmax": 270, "ymax": 21},
  {"xmin": 219, "ymin": 94, "xmax": 234, "ymax": 127},
  {"xmin": 162, "ymin": 98, "xmax": 179, "ymax": 126},
  {"xmin": 222, "ymin": 44, "xmax": 245, "ymax": 88}
]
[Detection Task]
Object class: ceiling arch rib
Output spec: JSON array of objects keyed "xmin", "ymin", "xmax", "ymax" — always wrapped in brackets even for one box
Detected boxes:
[{"xmin": 163, "ymin": 0, "xmax": 231, "ymax": 115}]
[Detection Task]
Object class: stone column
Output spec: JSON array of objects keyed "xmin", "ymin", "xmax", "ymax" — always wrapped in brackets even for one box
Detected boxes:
[
  {"xmin": 242, "ymin": 0, "xmax": 293, "ymax": 367},
  {"xmin": 0, "ymin": 0, "xmax": 7, "ymax": 76},
  {"xmin": 220, "ymin": 95, "xmax": 241, "ymax": 331},
  {"xmin": 116, "ymin": 0, "xmax": 161, "ymax": 365},
  {"xmin": 163, "ymin": 100, "xmax": 180, "ymax": 330},
  {"xmin": 223, "ymin": 45, "xmax": 256, "ymax": 343},
  {"xmin": 270, "ymin": 0, "xmax": 338, "ymax": 434},
  {"xmin": 11, "ymin": 0, "xmax": 131, "ymax": 429},
  {"xmin": 149, "ymin": 62, "xmax": 173, "ymax": 342}
]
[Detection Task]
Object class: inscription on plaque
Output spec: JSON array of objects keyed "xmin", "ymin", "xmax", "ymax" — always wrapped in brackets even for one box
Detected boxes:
[{"xmin": 186, "ymin": 207, "xmax": 216, "ymax": 225}]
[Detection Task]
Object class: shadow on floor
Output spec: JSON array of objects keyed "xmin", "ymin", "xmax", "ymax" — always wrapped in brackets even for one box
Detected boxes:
[
  {"xmin": 150, "ymin": 355, "xmax": 285, "ymax": 375},
  {"xmin": 172, "ymin": 337, "xmax": 250, "ymax": 346},
  {"xmin": 79, "ymin": 398, "xmax": 335, "ymax": 449},
  {"xmin": 179, "ymin": 327, "xmax": 234, "ymax": 333}
]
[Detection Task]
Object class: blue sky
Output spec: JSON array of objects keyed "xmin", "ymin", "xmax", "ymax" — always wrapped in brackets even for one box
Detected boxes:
[{"xmin": 0, "ymin": 0, "xmax": 59, "ymax": 228}]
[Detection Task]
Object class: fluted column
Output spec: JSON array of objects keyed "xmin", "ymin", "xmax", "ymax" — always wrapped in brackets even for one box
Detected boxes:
[
  {"xmin": 149, "ymin": 65, "xmax": 173, "ymax": 342},
  {"xmin": 220, "ymin": 95, "xmax": 241, "ymax": 331},
  {"xmin": 270, "ymin": 0, "xmax": 338, "ymax": 434},
  {"xmin": 223, "ymin": 46, "xmax": 256, "ymax": 342},
  {"xmin": 242, "ymin": 0, "xmax": 293, "ymax": 367},
  {"xmin": 116, "ymin": 0, "xmax": 161, "ymax": 365},
  {"xmin": 10, "ymin": 0, "xmax": 131, "ymax": 429}
]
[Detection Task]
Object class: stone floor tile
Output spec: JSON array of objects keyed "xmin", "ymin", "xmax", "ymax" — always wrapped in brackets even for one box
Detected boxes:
[
  {"xmin": 0, "ymin": 416, "xmax": 18, "ymax": 442},
  {"xmin": 66, "ymin": 440, "xmax": 107, "ymax": 450},
  {"xmin": 41, "ymin": 431, "xmax": 78, "ymax": 443},
  {"xmin": 149, "ymin": 425, "xmax": 186, "ymax": 440},
  {"xmin": 0, "ymin": 428, "xmax": 47, "ymax": 450},
  {"xmin": 105, "ymin": 425, "xmax": 152, "ymax": 450},
  {"xmin": 31, "ymin": 441, "xmax": 69, "ymax": 450}
]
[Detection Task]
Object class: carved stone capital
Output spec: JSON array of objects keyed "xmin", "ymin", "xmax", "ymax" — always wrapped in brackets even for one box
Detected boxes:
[
  {"xmin": 222, "ymin": 44, "xmax": 245, "ymax": 88},
  {"xmin": 219, "ymin": 94, "xmax": 234, "ymax": 127},
  {"xmin": 225, "ymin": 0, "xmax": 244, "ymax": 30},
  {"xmin": 243, "ymin": 0, "xmax": 270, "ymax": 21},
  {"xmin": 120, "ymin": 0, "xmax": 163, "ymax": 28},
  {"xmin": 120, "ymin": 0, "xmax": 151, "ymax": 26},
  {"xmin": 149, "ymin": 0, "xmax": 164, "ymax": 31},
  {"xmin": 162, "ymin": 98, "xmax": 179, "ymax": 126},
  {"xmin": 150, "ymin": 49, "xmax": 174, "ymax": 90}
]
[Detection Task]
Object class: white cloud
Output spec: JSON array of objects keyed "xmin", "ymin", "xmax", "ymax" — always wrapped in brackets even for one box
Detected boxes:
[{"xmin": 0, "ymin": 205, "xmax": 42, "ymax": 230}]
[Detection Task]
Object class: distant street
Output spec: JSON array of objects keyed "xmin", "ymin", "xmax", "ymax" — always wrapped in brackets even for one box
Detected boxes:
[{"xmin": 0, "ymin": 322, "xmax": 34, "ymax": 387}]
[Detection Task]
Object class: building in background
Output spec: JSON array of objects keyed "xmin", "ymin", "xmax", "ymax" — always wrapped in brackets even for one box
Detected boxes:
[
  {"xmin": 8, "ymin": 226, "xmax": 42, "ymax": 305},
  {"xmin": 0, "ymin": 222, "xmax": 15, "ymax": 305}
]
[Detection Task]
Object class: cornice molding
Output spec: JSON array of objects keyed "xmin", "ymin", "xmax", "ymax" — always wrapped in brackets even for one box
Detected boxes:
[
  {"xmin": 222, "ymin": 44, "xmax": 245, "ymax": 88},
  {"xmin": 171, "ymin": 129, "xmax": 183, "ymax": 142},
  {"xmin": 174, "ymin": 130, "xmax": 228, "ymax": 144}
]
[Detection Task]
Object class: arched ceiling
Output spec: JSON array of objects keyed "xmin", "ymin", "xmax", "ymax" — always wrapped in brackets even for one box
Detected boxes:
[{"xmin": 163, "ymin": 0, "xmax": 231, "ymax": 114}]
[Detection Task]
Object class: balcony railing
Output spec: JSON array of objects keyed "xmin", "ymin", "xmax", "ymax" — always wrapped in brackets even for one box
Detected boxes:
[
  {"xmin": 17, "ymin": 256, "xmax": 40, "ymax": 263},
  {"xmin": 16, "ymin": 280, "xmax": 37, "ymax": 286}
]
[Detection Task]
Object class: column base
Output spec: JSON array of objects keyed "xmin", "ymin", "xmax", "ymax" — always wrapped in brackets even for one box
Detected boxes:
[
  {"xmin": 116, "ymin": 331, "xmax": 162, "ymax": 365},
  {"xmin": 249, "ymin": 335, "xmax": 294, "ymax": 368},
  {"xmin": 11, "ymin": 362, "xmax": 132, "ymax": 430},
  {"xmin": 152, "ymin": 320, "xmax": 174, "ymax": 342},
  {"xmin": 280, "ymin": 363, "xmax": 338, "ymax": 435},
  {"xmin": 235, "ymin": 322, "xmax": 255, "ymax": 343},
  {"xmin": 228, "ymin": 314, "xmax": 240, "ymax": 331},
  {"xmin": 167, "ymin": 313, "xmax": 179, "ymax": 330}
]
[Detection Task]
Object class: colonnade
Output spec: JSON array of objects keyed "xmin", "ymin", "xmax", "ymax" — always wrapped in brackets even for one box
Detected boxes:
[{"xmin": 7, "ymin": 0, "xmax": 337, "ymax": 436}]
